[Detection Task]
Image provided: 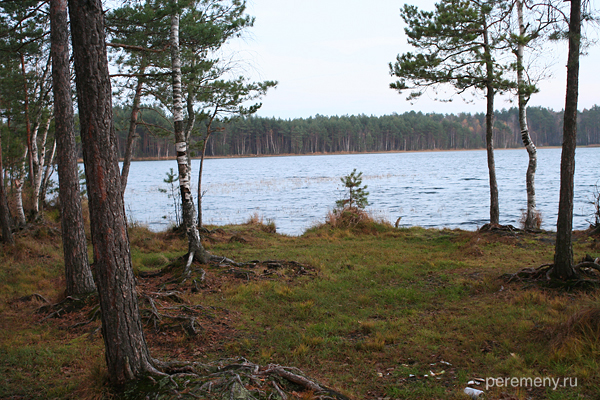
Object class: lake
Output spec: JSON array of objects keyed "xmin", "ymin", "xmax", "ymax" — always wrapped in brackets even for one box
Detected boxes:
[{"xmin": 123, "ymin": 148, "xmax": 599, "ymax": 236}]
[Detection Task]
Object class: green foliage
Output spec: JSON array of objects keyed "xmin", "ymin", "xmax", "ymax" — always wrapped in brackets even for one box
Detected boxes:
[
  {"xmin": 159, "ymin": 168, "xmax": 181, "ymax": 226},
  {"xmin": 336, "ymin": 169, "xmax": 369, "ymax": 210},
  {"xmin": 389, "ymin": 0, "xmax": 515, "ymax": 102},
  {"xmin": 106, "ymin": 0, "xmax": 276, "ymax": 142}
]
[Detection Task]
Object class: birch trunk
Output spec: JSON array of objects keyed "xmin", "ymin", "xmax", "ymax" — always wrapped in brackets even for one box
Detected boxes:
[
  {"xmin": 68, "ymin": 0, "xmax": 158, "ymax": 383},
  {"xmin": 30, "ymin": 55, "xmax": 52, "ymax": 219},
  {"xmin": 32, "ymin": 116, "xmax": 53, "ymax": 216},
  {"xmin": 483, "ymin": 20, "xmax": 499, "ymax": 225},
  {"xmin": 14, "ymin": 149, "xmax": 28, "ymax": 228},
  {"xmin": 170, "ymin": 6, "xmax": 209, "ymax": 263},
  {"xmin": 20, "ymin": 54, "xmax": 35, "ymax": 187},
  {"xmin": 40, "ymin": 138, "xmax": 56, "ymax": 206},
  {"xmin": 51, "ymin": 0, "xmax": 95, "ymax": 296},
  {"xmin": 517, "ymin": 0, "xmax": 538, "ymax": 230},
  {"xmin": 553, "ymin": 0, "xmax": 581, "ymax": 280}
]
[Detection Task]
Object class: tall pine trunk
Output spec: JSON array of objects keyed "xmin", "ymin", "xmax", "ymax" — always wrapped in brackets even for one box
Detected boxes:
[
  {"xmin": 553, "ymin": 0, "xmax": 581, "ymax": 280},
  {"xmin": 483, "ymin": 20, "xmax": 499, "ymax": 225},
  {"xmin": 50, "ymin": 0, "xmax": 95, "ymax": 296},
  {"xmin": 517, "ymin": 0, "xmax": 538, "ymax": 230},
  {"xmin": 0, "ymin": 133, "xmax": 14, "ymax": 244},
  {"xmin": 170, "ymin": 6, "xmax": 208, "ymax": 264},
  {"xmin": 68, "ymin": 0, "xmax": 158, "ymax": 384}
]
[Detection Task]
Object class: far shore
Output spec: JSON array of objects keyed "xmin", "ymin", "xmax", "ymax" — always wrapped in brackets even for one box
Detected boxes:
[{"xmin": 113, "ymin": 145, "xmax": 593, "ymax": 163}]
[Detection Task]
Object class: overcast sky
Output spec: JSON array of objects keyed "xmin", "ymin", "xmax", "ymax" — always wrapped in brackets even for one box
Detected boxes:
[{"xmin": 225, "ymin": 0, "xmax": 600, "ymax": 119}]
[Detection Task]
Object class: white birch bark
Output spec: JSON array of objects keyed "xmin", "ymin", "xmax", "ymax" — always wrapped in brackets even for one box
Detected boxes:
[
  {"xmin": 33, "ymin": 116, "xmax": 53, "ymax": 215},
  {"xmin": 30, "ymin": 54, "xmax": 53, "ymax": 218},
  {"xmin": 517, "ymin": 0, "xmax": 538, "ymax": 230},
  {"xmin": 170, "ymin": 4, "xmax": 208, "ymax": 264},
  {"xmin": 14, "ymin": 148, "xmax": 28, "ymax": 227}
]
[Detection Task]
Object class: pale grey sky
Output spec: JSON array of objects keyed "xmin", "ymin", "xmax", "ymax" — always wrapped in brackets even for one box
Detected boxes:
[{"xmin": 227, "ymin": 0, "xmax": 600, "ymax": 119}]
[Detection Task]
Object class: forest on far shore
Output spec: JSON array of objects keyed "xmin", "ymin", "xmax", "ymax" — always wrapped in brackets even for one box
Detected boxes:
[{"xmin": 112, "ymin": 105, "xmax": 600, "ymax": 160}]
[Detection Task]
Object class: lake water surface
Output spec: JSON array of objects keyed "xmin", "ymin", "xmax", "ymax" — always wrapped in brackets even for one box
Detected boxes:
[{"xmin": 124, "ymin": 148, "xmax": 599, "ymax": 236}]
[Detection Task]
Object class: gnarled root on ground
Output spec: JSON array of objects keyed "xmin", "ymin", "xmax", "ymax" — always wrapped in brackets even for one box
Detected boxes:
[
  {"xmin": 503, "ymin": 255, "xmax": 600, "ymax": 287},
  {"xmin": 128, "ymin": 358, "xmax": 352, "ymax": 400}
]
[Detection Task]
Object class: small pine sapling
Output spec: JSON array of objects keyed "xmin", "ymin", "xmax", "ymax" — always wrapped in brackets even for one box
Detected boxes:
[
  {"xmin": 158, "ymin": 168, "xmax": 181, "ymax": 227},
  {"xmin": 336, "ymin": 168, "xmax": 369, "ymax": 211}
]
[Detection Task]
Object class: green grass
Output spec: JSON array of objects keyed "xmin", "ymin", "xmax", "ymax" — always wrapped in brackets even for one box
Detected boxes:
[{"xmin": 1, "ymin": 219, "xmax": 599, "ymax": 399}]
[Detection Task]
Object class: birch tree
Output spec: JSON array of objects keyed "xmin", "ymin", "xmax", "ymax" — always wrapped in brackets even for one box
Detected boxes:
[
  {"xmin": 170, "ymin": 1, "xmax": 209, "ymax": 265},
  {"xmin": 389, "ymin": 0, "xmax": 515, "ymax": 225},
  {"xmin": 0, "ymin": 1, "xmax": 56, "ymax": 222}
]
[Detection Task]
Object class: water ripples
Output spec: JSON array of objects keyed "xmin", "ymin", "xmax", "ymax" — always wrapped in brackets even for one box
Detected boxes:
[{"xmin": 124, "ymin": 148, "xmax": 600, "ymax": 235}]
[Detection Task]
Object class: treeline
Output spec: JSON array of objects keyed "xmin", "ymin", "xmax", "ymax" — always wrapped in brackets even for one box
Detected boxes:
[{"xmin": 114, "ymin": 105, "xmax": 600, "ymax": 159}]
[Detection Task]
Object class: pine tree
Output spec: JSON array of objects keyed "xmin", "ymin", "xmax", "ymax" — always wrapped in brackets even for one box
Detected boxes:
[{"xmin": 389, "ymin": 0, "xmax": 515, "ymax": 225}]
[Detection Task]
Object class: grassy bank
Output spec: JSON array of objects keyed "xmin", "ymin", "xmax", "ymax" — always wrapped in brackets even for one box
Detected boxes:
[{"xmin": 1, "ymin": 217, "xmax": 599, "ymax": 399}]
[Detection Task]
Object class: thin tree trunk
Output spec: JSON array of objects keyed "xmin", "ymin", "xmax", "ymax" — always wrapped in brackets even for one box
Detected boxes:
[
  {"xmin": 14, "ymin": 149, "xmax": 28, "ymax": 228},
  {"xmin": 20, "ymin": 54, "xmax": 35, "ymax": 187},
  {"xmin": 197, "ymin": 133, "xmax": 210, "ymax": 227},
  {"xmin": 29, "ymin": 55, "xmax": 53, "ymax": 219},
  {"xmin": 0, "ymin": 132, "xmax": 14, "ymax": 244},
  {"xmin": 120, "ymin": 64, "xmax": 146, "ymax": 192},
  {"xmin": 170, "ymin": 5, "xmax": 209, "ymax": 264},
  {"xmin": 51, "ymin": 0, "xmax": 95, "ymax": 296},
  {"xmin": 197, "ymin": 110, "xmax": 218, "ymax": 227},
  {"xmin": 517, "ymin": 0, "xmax": 538, "ymax": 230},
  {"xmin": 483, "ymin": 21, "xmax": 499, "ymax": 225},
  {"xmin": 40, "ymin": 137, "xmax": 56, "ymax": 206},
  {"xmin": 553, "ymin": 0, "xmax": 581, "ymax": 280},
  {"xmin": 68, "ymin": 0, "xmax": 158, "ymax": 384},
  {"xmin": 33, "ymin": 116, "xmax": 53, "ymax": 216}
]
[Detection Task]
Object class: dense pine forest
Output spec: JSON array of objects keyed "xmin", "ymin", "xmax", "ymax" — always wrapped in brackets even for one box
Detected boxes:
[{"xmin": 113, "ymin": 105, "xmax": 600, "ymax": 159}]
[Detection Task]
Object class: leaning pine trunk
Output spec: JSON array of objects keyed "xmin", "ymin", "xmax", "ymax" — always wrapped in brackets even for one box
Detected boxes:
[
  {"xmin": 51, "ymin": 0, "xmax": 95, "ymax": 296},
  {"xmin": 68, "ymin": 0, "xmax": 158, "ymax": 384},
  {"xmin": 120, "ymin": 64, "xmax": 146, "ymax": 192},
  {"xmin": 517, "ymin": 0, "xmax": 538, "ymax": 230},
  {"xmin": 170, "ymin": 5, "xmax": 209, "ymax": 264},
  {"xmin": 553, "ymin": 0, "xmax": 581, "ymax": 280}
]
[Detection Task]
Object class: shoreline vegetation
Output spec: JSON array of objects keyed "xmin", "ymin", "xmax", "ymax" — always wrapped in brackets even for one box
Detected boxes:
[
  {"xmin": 109, "ymin": 105, "xmax": 600, "ymax": 160},
  {"xmin": 1, "ymin": 211, "xmax": 599, "ymax": 399},
  {"xmin": 115, "ymin": 144, "xmax": 585, "ymax": 163}
]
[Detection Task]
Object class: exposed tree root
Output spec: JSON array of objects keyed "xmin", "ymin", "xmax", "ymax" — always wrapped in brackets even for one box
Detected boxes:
[
  {"xmin": 479, "ymin": 223, "xmax": 521, "ymax": 234},
  {"xmin": 35, "ymin": 294, "xmax": 97, "ymax": 323},
  {"xmin": 503, "ymin": 255, "xmax": 600, "ymax": 289},
  {"xmin": 140, "ymin": 293, "xmax": 204, "ymax": 335},
  {"xmin": 125, "ymin": 358, "xmax": 352, "ymax": 400},
  {"xmin": 13, "ymin": 293, "xmax": 50, "ymax": 304}
]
